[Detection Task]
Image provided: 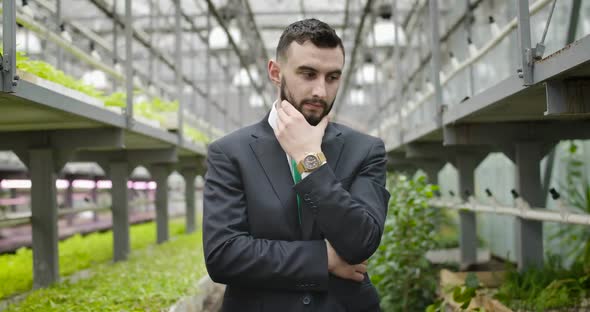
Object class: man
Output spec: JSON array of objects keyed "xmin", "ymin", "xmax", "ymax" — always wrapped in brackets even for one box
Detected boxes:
[{"xmin": 203, "ymin": 18, "xmax": 390, "ymax": 311}]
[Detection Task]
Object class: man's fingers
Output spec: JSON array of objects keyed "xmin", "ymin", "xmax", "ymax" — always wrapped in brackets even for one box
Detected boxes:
[
  {"xmin": 352, "ymin": 272, "xmax": 365, "ymax": 282},
  {"xmin": 280, "ymin": 100, "xmax": 294, "ymax": 116},
  {"xmin": 276, "ymin": 103, "xmax": 288, "ymax": 123},
  {"xmin": 355, "ymin": 264, "xmax": 367, "ymax": 274}
]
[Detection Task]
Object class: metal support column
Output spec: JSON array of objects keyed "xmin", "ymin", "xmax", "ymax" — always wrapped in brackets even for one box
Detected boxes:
[
  {"xmin": 182, "ymin": 169, "xmax": 197, "ymax": 234},
  {"xmin": 514, "ymin": 142, "xmax": 544, "ymax": 270},
  {"xmin": 174, "ymin": 0, "xmax": 184, "ymax": 140},
  {"xmin": 423, "ymin": 163, "xmax": 443, "ymax": 185},
  {"xmin": 56, "ymin": 0, "xmax": 64, "ymax": 70},
  {"xmin": 464, "ymin": 0, "xmax": 475, "ymax": 97},
  {"xmin": 516, "ymin": 0, "xmax": 534, "ymax": 85},
  {"xmin": 205, "ymin": 8, "xmax": 212, "ymax": 139},
  {"xmin": 190, "ymin": 33, "xmax": 197, "ymax": 119},
  {"xmin": 456, "ymin": 154, "xmax": 479, "ymax": 268},
  {"xmin": 124, "ymin": 0, "xmax": 134, "ymax": 124},
  {"xmin": 371, "ymin": 22, "xmax": 380, "ymax": 137},
  {"xmin": 30, "ymin": 149, "xmax": 59, "ymax": 288},
  {"xmin": 392, "ymin": 0, "xmax": 403, "ymax": 144},
  {"xmin": 238, "ymin": 73, "xmax": 243, "ymax": 128},
  {"xmin": 92, "ymin": 176, "xmax": 99, "ymax": 222},
  {"xmin": 566, "ymin": 0, "xmax": 582, "ymax": 44},
  {"xmin": 65, "ymin": 177, "xmax": 73, "ymax": 207},
  {"xmin": 428, "ymin": 0, "xmax": 444, "ymax": 126},
  {"xmin": 1, "ymin": 0, "xmax": 18, "ymax": 92},
  {"xmin": 148, "ymin": 0, "xmax": 154, "ymax": 84},
  {"xmin": 65, "ymin": 177, "xmax": 74, "ymax": 226},
  {"xmin": 112, "ymin": 0, "xmax": 119, "ymax": 93},
  {"xmin": 110, "ymin": 161, "xmax": 130, "ymax": 261},
  {"xmin": 10, "ymin": 188, "xmax": 18, "ymax": 212},
  {"xmin": 152, "ymin": 164, "xmax": 170, "ymax": 243}
]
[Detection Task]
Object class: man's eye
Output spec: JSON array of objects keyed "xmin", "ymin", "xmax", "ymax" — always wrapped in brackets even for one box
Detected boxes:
[
  {"xmin": 302, "ymin": 72, "xmax": 315, "ymax": 79},
  {"xmin": 328, "ymin": 75, "xmax": 340, "ymax": 81}
]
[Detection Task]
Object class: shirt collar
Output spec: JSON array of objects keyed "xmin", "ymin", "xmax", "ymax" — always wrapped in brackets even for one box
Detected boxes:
[{"xmin": 268, "ymin": 100, "xmax": 279, "ymax": 132}]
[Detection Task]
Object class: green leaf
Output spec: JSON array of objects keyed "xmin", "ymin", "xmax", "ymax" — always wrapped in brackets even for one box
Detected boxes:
[
  {"xmin": 569, "ymin": 142, "xmax": 578, "ymax": 154},
  {"xmin": 453, "ymin": 286, "xmax": 464, "ymax": 302},
  {"xmin": 425, "ymin": 299, "xmax": 443, "ymax": 312}
]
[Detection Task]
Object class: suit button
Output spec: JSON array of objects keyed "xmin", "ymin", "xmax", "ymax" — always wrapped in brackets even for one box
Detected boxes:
[
  {"xmin": 304, "ymin": 194, "xmax": 311, "ymax": 201},
  {"xmin": 302, "ymin": 295, "xmax": 311, "ymax": 305}
]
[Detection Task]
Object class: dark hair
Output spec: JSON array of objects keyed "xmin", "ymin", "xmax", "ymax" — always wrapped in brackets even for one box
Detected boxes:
[{"xmin": 276, "ymin": 18, "xmax": 344, "ymax": 62}]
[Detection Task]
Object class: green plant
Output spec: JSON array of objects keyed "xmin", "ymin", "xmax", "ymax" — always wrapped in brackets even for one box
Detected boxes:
[
  {"xmin": 0, "ymin": 218, "xmax": 186, "ymax": 299},
  {"xmin": 550, "ymin": 141, "xmax": 590, "ymax": 271},
  {"xmin": 3, "ymin": 228, "xmax": 206, "ymax": 311},
  {"xmin": 151, "ymin": 97, "xmax": 179, "ymax": 112},
  {"xmin": 370, "ymin": 173, "xmax": 439, "ymax": 312},
  {"xmin": 11, "ymin": 50, "xmax": 104, "ymax": 99},
  {"xmin": 9, "ymin": 50, "xmax": 187, "ymax": 128},
  {"xmin": 494, "ymin": 254, "xmax": 590, "ymax": 311},
  {"xmin": 426, "ymin": 273, "xmax": 483, "ymax": 312},
  {"xmin": 184, "ymin": 125, "xmax": 210, "ymax": 144},
  {"xmin": 135, "ymin": 100, "xmax": 165, "ymax": 124},
  {"xmin": 102, "ymin": 91, "xmax": 126, "ymax": 107}
]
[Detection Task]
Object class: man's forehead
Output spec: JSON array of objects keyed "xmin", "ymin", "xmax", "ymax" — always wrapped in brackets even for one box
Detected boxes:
[{"xmin": 285, "ymin": 41, "xmax": 344, "ymax": 70}]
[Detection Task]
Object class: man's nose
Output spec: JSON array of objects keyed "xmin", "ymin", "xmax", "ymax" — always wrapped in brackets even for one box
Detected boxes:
[{"xmin": 312, "ymin": 79, "xmax": 327, "ymax": 99}]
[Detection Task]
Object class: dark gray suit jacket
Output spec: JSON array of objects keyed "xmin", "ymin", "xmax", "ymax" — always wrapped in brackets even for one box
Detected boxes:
[{"xmin": 203, "ymin": 115, "xmax": 390, "ymax": 312}]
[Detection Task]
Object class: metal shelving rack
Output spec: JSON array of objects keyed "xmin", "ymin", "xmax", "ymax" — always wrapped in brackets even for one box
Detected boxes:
[
  {"xmin": 376, "ymin": 0, "xmax": 590, "ymax": 272},
  {"xmin": 0, "ymin": 0, "xmax": 212, "ymax": 288}
]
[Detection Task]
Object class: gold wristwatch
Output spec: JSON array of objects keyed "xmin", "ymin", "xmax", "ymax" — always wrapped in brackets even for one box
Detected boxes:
[{"xmin": 296, "ymin": 152, "xmax": 327, "ymax": 174}]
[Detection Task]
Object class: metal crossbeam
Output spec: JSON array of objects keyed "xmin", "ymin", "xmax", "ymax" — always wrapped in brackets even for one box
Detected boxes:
[
  {"xmin": 89, "ymin": 0, "xmax": 239, "ymax": 128},
  {"xmin": 205, "ymin": 0, "xmax": 271, "ymax": 110}
]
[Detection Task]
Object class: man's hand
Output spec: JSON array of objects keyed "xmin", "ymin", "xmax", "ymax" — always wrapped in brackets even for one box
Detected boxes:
[
  {"xmin": 275, "ymin": 100, "xmax": 329, "ymax": 163},
  {"xmin": 326, "ymin": 240, "xmax": 367, "ymax": 282}
]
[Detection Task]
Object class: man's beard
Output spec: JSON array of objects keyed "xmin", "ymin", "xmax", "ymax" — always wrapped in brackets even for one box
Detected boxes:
[{"xmin": 280, "ymin": 77, "xmax": 334, "ymax": 126}]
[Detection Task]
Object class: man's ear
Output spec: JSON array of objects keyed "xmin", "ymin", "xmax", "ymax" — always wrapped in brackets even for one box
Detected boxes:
[{"xmin": 268, "ymin": 59, "xmax": 281, "ymax": 87}]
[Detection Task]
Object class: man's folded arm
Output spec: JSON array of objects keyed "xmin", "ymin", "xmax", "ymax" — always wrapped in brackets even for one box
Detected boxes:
[
  {"xmin": 293, "ymin": 139, "xmax": 390, "ymax": 265},
  {"xmin": 203, "ymin": 142, "xmax": 328, "ymax": 291}
]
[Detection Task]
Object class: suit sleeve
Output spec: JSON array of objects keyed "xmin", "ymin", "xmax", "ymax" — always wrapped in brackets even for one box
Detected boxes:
[
  {"xmin": 293, "ymin": 138, "xmax": 390, "ymax": 265},
  {"xmin": 203, "ymin": 141, "xmax": 329, "ymax": 291}
]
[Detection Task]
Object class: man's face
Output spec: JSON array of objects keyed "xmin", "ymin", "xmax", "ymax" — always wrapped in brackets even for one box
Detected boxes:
[{"xmin": 279, "ymin": 41, "xmax": 344, "ymax": 126}]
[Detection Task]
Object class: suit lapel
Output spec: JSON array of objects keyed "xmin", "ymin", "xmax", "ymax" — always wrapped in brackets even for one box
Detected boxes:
[
  {"xmin": 249, "ymin": 120, "xmax": 297, "ymax": 217},
  {"xmin": 322, "ymin": 124, "xmax": 344, "ymax": 174}
]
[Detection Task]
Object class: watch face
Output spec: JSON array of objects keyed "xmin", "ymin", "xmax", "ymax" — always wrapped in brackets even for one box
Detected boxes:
[{"xmin": 303, "ymin": 155, "xmax": 320, "ymax": 170}]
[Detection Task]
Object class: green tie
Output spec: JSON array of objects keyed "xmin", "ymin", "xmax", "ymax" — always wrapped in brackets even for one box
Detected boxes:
[{"xmin": 290, "ymin": 158, "xmax": 302, "ymax": 225}]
